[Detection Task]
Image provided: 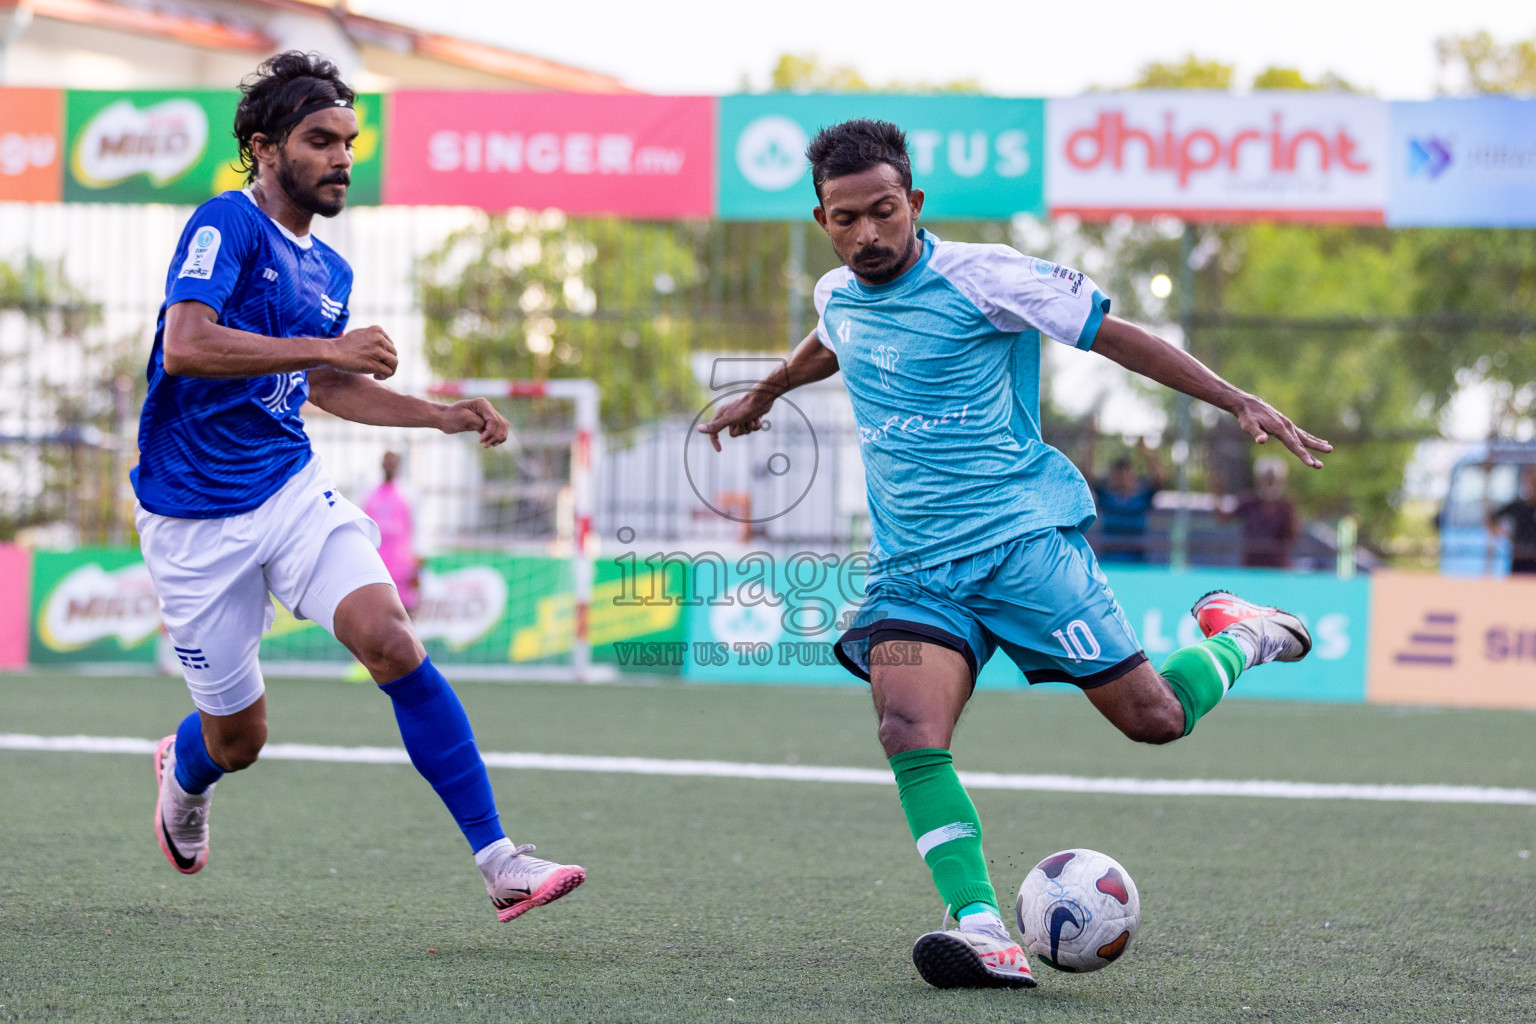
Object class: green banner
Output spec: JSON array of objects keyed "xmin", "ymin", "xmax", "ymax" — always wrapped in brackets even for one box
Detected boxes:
[
  {"xmin": 30, "ymin": 548, "xmax": 159, "ymax": 665},
  {"xmin": 64, "ymin": 89, "xmax": 383, "ymax": 206},
  {"xmin": 717, "ymin": 94, "xmax": 1045, "ymax": 221},
  {"xmin": 258, "ymin": 551, "xmax": 684, "ymax": 671}
]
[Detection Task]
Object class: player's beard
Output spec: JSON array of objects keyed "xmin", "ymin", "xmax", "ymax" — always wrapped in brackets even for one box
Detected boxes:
[
  {"xmin": 277, "ymin": 153, "xmax": 349, "ymax": 218},
  {"xmin": 849, "ymin": 232, "xmax": 918, "ymax": 285}
]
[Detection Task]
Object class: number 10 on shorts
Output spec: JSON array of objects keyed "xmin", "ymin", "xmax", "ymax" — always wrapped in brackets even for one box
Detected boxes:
[{"xmin": 1052, "ymin": 620, "xmax": 1102, "ymax": 663}]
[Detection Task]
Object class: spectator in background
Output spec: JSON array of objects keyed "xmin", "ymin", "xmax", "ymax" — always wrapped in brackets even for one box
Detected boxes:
[
  {"xmin": 363, "ymin": 451, "xmax": 421, "ymax": 616},
  {"xmin": 1092, "ymin": 439, "xmax": 1165, "ymax": 563},
  {"xmin": 1223, "ymin": 455, "xmax": 1298, "ymax": 569},
  {"xmin": 1488, "ymin": 464, "xmax": 1536, "ymax": 575}
]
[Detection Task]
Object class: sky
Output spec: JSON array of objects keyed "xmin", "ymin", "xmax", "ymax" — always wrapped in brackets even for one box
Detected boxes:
[{"xmin": 356, "ymin": 0, "xmax": 1535, "ymax": 97}]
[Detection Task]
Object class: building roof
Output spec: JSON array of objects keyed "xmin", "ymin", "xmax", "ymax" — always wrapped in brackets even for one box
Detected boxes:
[{"xmin": 0, "ymin": 0, "xmax": 638, "ymax": 92}]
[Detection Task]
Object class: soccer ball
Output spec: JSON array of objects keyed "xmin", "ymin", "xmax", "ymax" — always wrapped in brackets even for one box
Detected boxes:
[{"xmin": 1015, "ymin": 848, "xmax": 1140, "ymax": 973}]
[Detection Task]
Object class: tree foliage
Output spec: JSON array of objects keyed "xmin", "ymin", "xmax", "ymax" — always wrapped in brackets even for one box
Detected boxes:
[
  {"xmin": 1436, "ymin": 30, "xmax": 1536, "ymax": 95},
  {"xmin": 0, "ymin": 256, "xmax": 111, "ymax": 541},
  {"xmin": 768, "ymin": 53, "xmax": 981, "ymax": 94},
  {"xmin": 417, "ymin": 209, "xmax": 705, "ymax": 431},
  {"xmin": 1128, "ymin": 56, "xmax": 1233, "ymax": 91}
]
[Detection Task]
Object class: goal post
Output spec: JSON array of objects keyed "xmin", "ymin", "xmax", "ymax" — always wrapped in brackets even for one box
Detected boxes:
[{"xmin": 428, "ymin": 378, "xmax": 601, "ymax": 683}]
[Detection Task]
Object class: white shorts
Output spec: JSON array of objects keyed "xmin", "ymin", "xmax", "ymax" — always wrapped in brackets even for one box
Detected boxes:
[{"xmin": 136, "ymin": 458, "xmax": 395, "ymax": 716}]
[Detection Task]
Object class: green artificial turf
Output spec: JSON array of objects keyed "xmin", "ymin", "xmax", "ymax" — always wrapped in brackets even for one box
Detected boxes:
[{"xmin": 1, "ymin": 672, "xmax": 1532, "ymax": 1023}]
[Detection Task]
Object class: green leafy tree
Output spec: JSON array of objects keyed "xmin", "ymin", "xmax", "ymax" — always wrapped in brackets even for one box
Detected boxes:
[
  {"xmin": 417, "ymin": 210, "xmax": 704, "ymax": 431},
  {"xmin": 0, "ymin": 255, "xmax": 111, "ymax": 541},
  {"xmin": 1129, "ymin": 56, "xmax": 1233, "ymax": 91},
  {"xmin": 1436, "ymin": 30, "xmax": 1536, "ymax": 95},
  {"xmin": 768, "ymin": 53, "xmax": 982, "ymax": 94}
]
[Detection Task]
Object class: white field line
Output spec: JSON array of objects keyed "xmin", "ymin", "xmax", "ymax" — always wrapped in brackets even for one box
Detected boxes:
[{"xmin": 3, "ymin": 733, "xmax": 1534, "ymax": 807}]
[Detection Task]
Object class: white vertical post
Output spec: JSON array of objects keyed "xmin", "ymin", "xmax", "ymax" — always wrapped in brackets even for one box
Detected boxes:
[
  {"xmin": 432, "ymin": 378, "xmax": 600, "ymax": 682},
  {"xmin": 567, "ymin": 381, "xmax": 598, "ymax": 683}
]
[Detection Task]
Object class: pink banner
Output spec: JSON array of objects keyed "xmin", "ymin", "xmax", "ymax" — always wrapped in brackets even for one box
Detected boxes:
[
  {"xmin": 0, "ymin": 545, "xmax": 32, "ymax": 668},
  {"xmin": 385, "ymin": 92, "xmax": 713, "ymax": 217}
]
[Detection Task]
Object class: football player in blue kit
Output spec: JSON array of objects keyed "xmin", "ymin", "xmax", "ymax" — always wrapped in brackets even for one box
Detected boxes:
[
  {"xmin": 699, "ymin": 120, "xmax": 1330, "ymax": 989},
  {"xmin": 140, "ymin": 52, "xmax": 583, "ymax": 923}
]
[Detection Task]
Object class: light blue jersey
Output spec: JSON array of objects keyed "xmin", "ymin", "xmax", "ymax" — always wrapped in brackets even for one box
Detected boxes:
[{"xmin": 813, "ymin": 229, "xmax": 1110, "ymax": 573}]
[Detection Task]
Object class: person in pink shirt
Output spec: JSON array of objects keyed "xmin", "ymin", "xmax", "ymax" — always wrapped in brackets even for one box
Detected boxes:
[{"xmin": 364, "ymin": 451, "xmax": 421, "ymax": 615}]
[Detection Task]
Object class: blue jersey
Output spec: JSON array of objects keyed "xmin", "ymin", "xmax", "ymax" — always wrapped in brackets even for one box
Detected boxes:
[
  {"xmin": 132, "ymin": 191, "xmax": 352, "ymax": 518},
  {"xmin": 813, "ymin": 230, "xmax": 1109, "ymax": 573}
]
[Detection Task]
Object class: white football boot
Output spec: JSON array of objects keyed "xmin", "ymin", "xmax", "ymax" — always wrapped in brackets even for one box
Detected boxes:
[
  {"xmin": 480, "ymin": 841, "xmax": 586, "ymax": 923},
  {"xmin": 153, "ymin": 736, "xmax": 212, "ymax": 874},
  {"xmin": 912, "ymin": 909, "xmax": 1037, "ymax": 989}
]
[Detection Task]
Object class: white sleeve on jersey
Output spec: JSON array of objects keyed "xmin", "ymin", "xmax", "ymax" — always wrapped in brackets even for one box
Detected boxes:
[
  {"xmin": 929, "ymin": 241, "xmax": 1111, "ymax": 350},
  {"xmin": 812, "ymin": 266, "xmax": 854, "ymax": 351}
]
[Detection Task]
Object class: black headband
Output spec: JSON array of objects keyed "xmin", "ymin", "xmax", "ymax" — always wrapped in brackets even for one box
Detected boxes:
[{"xmin": 270, "ymin": 97, "xmax": 354, "ymax": 133}]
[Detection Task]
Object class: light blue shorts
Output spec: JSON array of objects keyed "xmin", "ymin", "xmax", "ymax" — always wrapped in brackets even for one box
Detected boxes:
[{"xmin": 835, "ymin": 526, "xmax": 1146, "ymax": 688}]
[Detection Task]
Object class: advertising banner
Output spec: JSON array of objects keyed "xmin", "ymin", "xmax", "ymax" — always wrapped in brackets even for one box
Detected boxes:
[
  {"xmin": 1367, "ymin": 571, "xmax": 1536, "ymax": 709},
  {"xmin": 1047, "ymin": 93, "xmax": 1390, "ymax": 223},
  {"xmin": 29, "ymin": 548, "xmax": 159, "ymax": 665},
  {"xmin": 384, "ymin": 92, "xmax": 713, "ymax": 217},
  {"xmin": 1107, "ymin": 567, "xmax": 1369, "ymax": 703},
  {"xmin": 259, "ymin": 551, "xmax": 684, "ymax": 670},
  {"xmin": 1387, "ymin": 99, "xmax": 1536, "ymax": 227},
  {"xmin": 0, "ymin": 87, "xmax": 63, "ymax": 202},
  {"xmin": 63, "ymin": 89, "xmax": 384, "ymax": 206},
  {"xmin": 717, "ymin": 94, "xmax": 1046, "ymax": 220},
  {"xmin": 677, "ymin": 561, "xmax": 1369, "ymax": 701}
]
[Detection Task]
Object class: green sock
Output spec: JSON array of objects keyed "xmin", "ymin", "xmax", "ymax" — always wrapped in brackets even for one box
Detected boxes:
[
  {"xmin": 1160, "ymin": 633, "xmax": 1247, "ymax": 736},
  {"xmin": 889, "ymin": 748, "xmax": 998, "ymax": 916}
]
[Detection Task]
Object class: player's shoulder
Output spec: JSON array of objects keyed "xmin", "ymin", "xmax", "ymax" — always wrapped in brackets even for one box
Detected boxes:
[
  {"xmin": 928, "ymin": 237, "xmax": 1033, "ymax": 280},
  {"xmin": 186, "ymin": 191, "xmax": 261, "ymax": 230},
  {"xmin": 812, "ymin": 265, "xmax": 855, "ymax": 311},
  {"xmin": 179, "ymin": 191, "xmax": 262, "ymax": 253}
]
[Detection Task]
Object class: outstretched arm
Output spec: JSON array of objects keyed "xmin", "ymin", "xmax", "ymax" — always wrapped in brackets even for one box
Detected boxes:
[
  {"xmin": 696, "ymin": 330, "xmax": 840, "ymax": 451},
  {"xmin": 162, "ymin": 301, "xmax": 399, "ymax": 380},
  {"xmin": 1091, "ymin": 315, "xmax": 1332, "ymax": 469},
  {"xmin": 307, "ymin": 370, "xmax": 509, "ymax": 448}
]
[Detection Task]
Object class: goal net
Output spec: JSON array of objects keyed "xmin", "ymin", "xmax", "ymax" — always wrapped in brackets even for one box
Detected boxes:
[{"xmin": 253, "ymin": 379, "xmax": 602, "ymax": 682}]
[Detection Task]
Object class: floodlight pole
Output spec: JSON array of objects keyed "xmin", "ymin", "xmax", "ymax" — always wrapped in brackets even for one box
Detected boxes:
[{"xmin": 1170, "ymin": 223, "xmax": 1196, "ymax": 572}]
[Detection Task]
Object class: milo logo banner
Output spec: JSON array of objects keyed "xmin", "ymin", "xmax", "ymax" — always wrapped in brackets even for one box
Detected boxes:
[
  {"xmin": 30, "ymin": 549, "xmax": 160, "ymax": 664},
  {"xmin": 64, "ymin": 89, "xmax": 384, "ymax": 205},
  {"xmin": 257, "ymin": 551, "xmax": 683, "ymax": 669}
]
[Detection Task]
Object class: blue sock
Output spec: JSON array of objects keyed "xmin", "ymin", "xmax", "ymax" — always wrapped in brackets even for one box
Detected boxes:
[
  {"xmin": 379, "ymin": 657, "xmax": 506, "ymax": 852},
  {"xmin": 173, "ymin": 712, "xmax": 224, "ymax": 795}
]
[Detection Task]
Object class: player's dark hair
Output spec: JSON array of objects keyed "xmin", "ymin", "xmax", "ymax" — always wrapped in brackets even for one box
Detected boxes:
[
  {"xmin": 1111, "ymin": 457, "xmax": 1134, "ymax": 472},
  {"xmin": 805, "ymin": 119, "xmax": 913, "ymax": 203},
  {"xmin": 233, "ymin": 51, "xmax": 355, "ymax": 185}
]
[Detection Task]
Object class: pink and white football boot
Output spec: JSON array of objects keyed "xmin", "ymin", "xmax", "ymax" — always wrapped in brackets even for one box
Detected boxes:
[
  {"xmin": 1191, "ymin": 590, "xmax": 1312, "ymax": 666},
  {"xmin": 153, "ymin": 735, "xmax": 212, "ymax": 875},
  {"xmin": 912, "ymin": 911, "xmax": 1037, "ymax": 989},
  {"xmin": 481, "ymin": 842, "xmax": 586, "ymax": 923}
]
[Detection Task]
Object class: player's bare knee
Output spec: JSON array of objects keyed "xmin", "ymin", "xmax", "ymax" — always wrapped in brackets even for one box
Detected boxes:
[
  {"xmin": 877, "ymin": 708, "xmax": 939, "ymax": 756},
  {"xmin": 360, "ymin": 625, "xmax": 424, "ymax": 682}
]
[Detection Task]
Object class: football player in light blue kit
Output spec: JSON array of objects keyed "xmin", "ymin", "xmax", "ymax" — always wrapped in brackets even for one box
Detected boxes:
[
  {"xmin": 141, "ymin": 52, "xmax": 584, "ymax": 924},
  {"xmin": 700, "ymin": 120, "xmax": 1331, "ymax": 989}
]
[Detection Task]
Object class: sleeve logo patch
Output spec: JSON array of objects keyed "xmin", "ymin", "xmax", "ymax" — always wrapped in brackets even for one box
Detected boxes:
[
  {"xmin": 1038, "ymin": 261, "xmax": 1084, "ymax": 296},
  {"xmin": 178, "ymin": 225, "xmax": 222, "ymax": 280}
]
